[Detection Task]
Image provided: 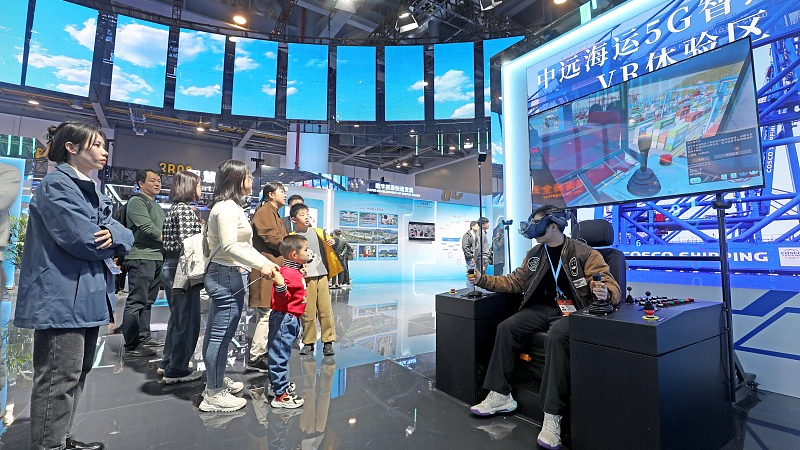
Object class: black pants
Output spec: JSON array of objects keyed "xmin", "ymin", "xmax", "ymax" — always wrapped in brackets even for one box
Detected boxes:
[
  {"xmin": 122, "ymin": 259, "xmax": 163, "ymax": 349},
  {"xmin": 482, "ymin": 304, "xmax": 570, "ymax": 415},
  {"xmin": 30, "ymin": 327, "xmax": 99, "ymax": 450}
]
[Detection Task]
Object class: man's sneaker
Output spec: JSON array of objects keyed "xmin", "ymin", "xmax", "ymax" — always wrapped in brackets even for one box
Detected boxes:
[
  {"xmin": 245, "ymin": 355, "xmax": 269, "ymax": 373},
  {"xmin": 157, "ymin": 361, "xmax": 192, "ymax": 376},
  {"xmin": 267, "ymin": 382, "xmax": 296, "ymax": 398},
  {"xmin": 163, "ymin": 370, "xmax": 204, "ymax": 384},
  {"xmin": 271, "ymin": 391, "xmax": 304, "ymax": 409},
  {"xmin": 123, "ymin": 345, "xmax": 156, "ymax": 358},
  {"xmin": 142, "ymin": 338, "xmax": 165, "ymax": 347},
  {"xmin": 199, "ymin": 389, "xmax": 247, "ymax": 412},
  {"xmin": 299, "ymin": 344, "xmax": 314, "ymax": 356},
  {"xmin": 223, "ymin": 377, "xmax": 244, "ymax": 394},
  {"xmin": 198, "ymin": 409, "xmax": 246, "ymax": 429},
  {"xmin": 537, "ymin": 413, "xmax": 562, "ymax": 450},
  {"xmin": 322, "ymin": 342, "xmax": 335, "ymax": 356},
  {"xmin": 469, "ymin": 391, "xmax": 517, "ymax": 416}
]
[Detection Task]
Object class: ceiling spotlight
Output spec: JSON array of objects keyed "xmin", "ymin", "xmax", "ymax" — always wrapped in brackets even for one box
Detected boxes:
[
  {"xmin": 396, "ymin": 7, "xmax": 419, "ymax": 33},
  {"xmin": 232, "ymin": 14, "xmax": 247, "ymax": 25},
  {"xmin": 196, "ymin": 126, "xmax": 205, "ymax": 132},
  {"xmin": 464, "ymin": 140, "xmax": 474, "ymax": 149},
  {"xmin": 395, "ymin": 162, "xmax": 402, "ymax": 168},
  {"xmin": 479, "ymin": 0, "xmax": 503, "ymax": 11},
  {"xmin": 28, "ymin": 99, "xmax": 39, "ymax": 105},
  {"xmin": 335, "ymin": 0, "xmax": 357, "ymax": 13},
  {"xmin": 554, "ymin": 0, "xmax": 567, "ymax": 4},
  {"xmin": 228, "ymin": 36, "xmax": 239, "ymax": 43},
  {"xmin": 413, "ymin": 157, "xmax": 422, "ymax": 167},
  {"xmin": 401, "ymin": 161, "xmax": 409, "ymax": 167},
  {"xmin": 354, "ymin": 124, "xmax": 360, "ymax": 128}
]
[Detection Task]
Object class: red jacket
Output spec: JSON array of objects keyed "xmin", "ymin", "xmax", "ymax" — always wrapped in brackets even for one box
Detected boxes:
[{"xmin": 271, "ymin": 265, "xmax": 307, "ymax": 317}]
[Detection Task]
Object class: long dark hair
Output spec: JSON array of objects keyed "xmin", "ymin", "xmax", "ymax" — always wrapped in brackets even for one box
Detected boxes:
[
  {"xmin": 170, "ymin": 170, "xmax": 201, "ymax": 203},
  {"xmin": 210, "ymin": 159, "xmax": 250, "ymax": 208},
  {"xmin": 45, "ymin": 122, "xmax": 105, "ymax": 164}
]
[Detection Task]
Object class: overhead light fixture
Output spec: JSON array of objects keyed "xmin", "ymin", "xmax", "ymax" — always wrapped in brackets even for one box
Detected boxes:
[
  {"xmin": 335, "ymin": 0, "xmax": 357, "ymax": 13},
  {"xmin": 228, "ymin": 36, "xmax": 239, "ymax": 42},
  {"xmin": 413, "ymin": 157, "xmax": 422, "ymax": 167},
  {"xmin": 554, "ymin": 0, "xmax": 567, "ymax": 4},
  {"xmin": 396, "ymin": 7, "xmax": 419, "ymax": 33},
  {"xmin": 232, "ymin": 14, "xmax": 247, "ymax": 25},
  {"xmin": 395, "ymin": 162, "xmax": 402, "ymax": 168},
  {"xmin": 479, "ymin": 0, "xmax": 503, "ymax": 11},
  {"xmin": 401, "ymin": 161, "xmax": 409, "ymax": 167},
  {"xmin": 28, "ymin": 99, "xmax": 39, "ymax": 105},
  {"xmin": 196, "ymin": 126, "xmax": 205, "ymax": 132},
  {"xmin": 464, "ymin": 140, "xmax": 474, "ymax": 149},
  {"xmin": 354, "ymin": 124, "xmax": 360, "ymax": 128}
]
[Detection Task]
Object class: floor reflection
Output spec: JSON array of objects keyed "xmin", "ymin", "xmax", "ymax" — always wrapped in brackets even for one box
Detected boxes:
[{"xmin": 0, "ymin": 280, "xmax": 798, "ymax": 449}]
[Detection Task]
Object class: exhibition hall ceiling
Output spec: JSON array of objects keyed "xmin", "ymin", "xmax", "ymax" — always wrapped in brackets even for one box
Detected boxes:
[{"xmin": 0, "ymin": 0, "xmax": 599, "ymax": 173}]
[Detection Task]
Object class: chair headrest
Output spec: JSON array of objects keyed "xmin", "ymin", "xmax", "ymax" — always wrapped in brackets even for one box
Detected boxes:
[{"xmin": 572, "ymin": 219, "xmax": 614, "ymax": 247}]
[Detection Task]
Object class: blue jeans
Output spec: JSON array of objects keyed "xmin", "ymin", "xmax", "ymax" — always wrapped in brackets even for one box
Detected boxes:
[
  {"xmin": 160, "ymin": 258, "xmax": 202, "ymax": 378},
  {"xmin": 267, "ymin": 310, "xmax": 300, "ymax": 396},
  {"xmin": 202, "ymin": 263, "xmax": 247, "ymax": 393}
]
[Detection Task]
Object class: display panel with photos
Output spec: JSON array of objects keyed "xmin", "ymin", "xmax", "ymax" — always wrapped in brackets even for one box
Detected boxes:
[
  {"xmin": 408, "ymin": 221, "xmax": 435, "ymax": 241},
  {"xmin": 528, "ymin": 39, "xmax": 763, "ymax": 209}
]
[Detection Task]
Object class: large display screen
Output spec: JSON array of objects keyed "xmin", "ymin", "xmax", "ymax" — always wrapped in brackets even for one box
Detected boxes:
[
  {"xmin": 174, "ymin": 29, "xmax": 225, "ymax": 113},
  {"xmin": 286, "ymin": 43, "xmax": 329, "ymax": 121},
  {"xmin": 110, "ymin": 15, "xmax": 169, "ymax": 107},
  {"xmin": 336, "ymin": 46, "xmax": 376, "ymax": 121},
  {"xmin": 26, "ymin": 0, "xmax": 97, "ymax": 96},
  {"xmin": 385, "ymin": 45, "xmax": 424, "ymax": 121},
  {"xmin": 231, "ymin": 38, "xmax": 278, "ymax": 117},
  {"xmin": 0, "ymin": 0, "xmax": 28, "ymax": 86},
  {"xmin": 433, "ymin": 42, "xmax": 475, "ymax": 119},
  {"xmin": 529, "ymin": 38, "xmax": 762, "ymax": 208}
]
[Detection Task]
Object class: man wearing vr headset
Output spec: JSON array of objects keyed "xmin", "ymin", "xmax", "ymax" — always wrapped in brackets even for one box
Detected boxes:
[{"xmin": 468, "ymin": 204, "xmax": 620, "ymax": 450}]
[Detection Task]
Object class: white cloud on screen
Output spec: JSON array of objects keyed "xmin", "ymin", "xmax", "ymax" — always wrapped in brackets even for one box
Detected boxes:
[
  {"xmin": 451, "ymin": 103, "xmax": 474, "ymax": 118},
  {"xmin": 178, "ymin": 31, "xmax": 208, "ymax": 61},
  {"xmin": 111, "ymin": 68, "xmax": 155, "ymax": 102},
  {"xmin": 65, "ymin": 19, "xmax": 96, "ymax": 51},
  {"xmin": 492, "ymin": 141, "xmax": 504, "ymax": 156},
  {"xmin": 433, "ymin": 70, "xmax": 474, "ymax": 103},
  {"xmin": 261, "ymin": 83, "xmax": 297, "ymax": 96},
  {"xmin": 235, "ymin": 55, "xmax": 259, "ymax": 71},
  {"xmin": 115, "ymin": 22, "xmax": 169, "ymax": 68},
  {"xmin": 303, "ymin": 58, "xmax": 327, "ymax": 69},
  {"xmin": 179, "ymin": 84, "xmax": 221, "ymax": 97},
  {"xmin": 410, "ymin": 79, "xmax": 425, "ymax": 91},
  {"xmin": 287, "ymin": 87, "xmax": 298, "ymax": 95},
  {"xmin": 56, "ymin": 83, "xmax": 89, "ymax": 95},
  {"xmin": 265, "ymin": 51, "xmax": 277, "ymax": 59}
]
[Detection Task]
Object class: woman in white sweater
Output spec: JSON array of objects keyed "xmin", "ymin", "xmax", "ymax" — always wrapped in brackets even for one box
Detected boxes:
[{"xmin": 201, "ymin": 160, "xmax": 276, "ymax": 412}]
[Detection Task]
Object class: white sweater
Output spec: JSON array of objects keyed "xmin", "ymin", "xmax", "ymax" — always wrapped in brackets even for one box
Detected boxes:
[{"xmin": 207, "ymin": 200, "xmax": 271, "ymax": 270}]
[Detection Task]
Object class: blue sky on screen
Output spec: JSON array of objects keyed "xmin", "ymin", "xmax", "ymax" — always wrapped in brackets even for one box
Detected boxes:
[
  {"xmin": 174, "ymin": 29, "xmax": 225, "ymax": 114},
  {"xmin": 231, "ymin": 38, "xmax": 278, "ymax": 117},
  {"xmin": 26, "ymin": 0, "xmax": 97, "ymax": 97},
  {"xmin": 483, "ymin": 36, "xmax": 523, "ymax": 117},
  {"xmin": 0, "ymin": 0, "xmax": 28, "ymax": 85},
  {"xmin": 109, "ymin": 16, "xmax": 168, "ymax": 106},
  {"xmin": 336, "ymin": 46, "xmax": 376, "ymax": 121},
  {"xmin": 286, "ymin": 43, "xmax": 329, "ymax": 121},
  {"xmin": 433, "ymin": 42, "xmax": 475, "ymax": 119},
  {"xmin": 385, "ymin": 45, "xmax": 424, "ymax": 121}
]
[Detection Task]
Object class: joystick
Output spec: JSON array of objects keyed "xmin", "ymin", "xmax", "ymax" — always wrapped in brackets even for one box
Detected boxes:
[
  {"xmin": 626, "ymin": 134, "xmax": 662, "ymax": 196},
  {"xmin": 587, "ymin": 274, "xmax": 614, "ymax": 315},
  {"xmin": 643, "ymin": 299, "xmax": 657, "ymax": 320},
  {"xmin": 625, "ymin": 286, "xmax": 634, "ymax": 304}
]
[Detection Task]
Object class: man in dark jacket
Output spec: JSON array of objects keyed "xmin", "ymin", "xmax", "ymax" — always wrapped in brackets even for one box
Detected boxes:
[
  {"xmin": 281, "ymin": 194, "xmax": 304, "ymax": 232},
  {"xmin": 121, "ymin": 169, "xmax": 165, "ymax": 357},
  {"xmin": 468, "ymin": 205, "xmax": 620, "ymax": 450},
  {"xmin": 461, "ymin": 221, "xmax": 478, "ymax": 266}
]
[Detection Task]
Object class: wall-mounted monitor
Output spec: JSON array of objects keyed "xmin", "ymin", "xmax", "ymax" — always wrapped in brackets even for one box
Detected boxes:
[
  {"xmin": 529, "ymin": 38, "xmax": 763, "ymax": 209},
  {"xmin": 408, "ymin": 221, "xmax": 435, "ymax": 241}
]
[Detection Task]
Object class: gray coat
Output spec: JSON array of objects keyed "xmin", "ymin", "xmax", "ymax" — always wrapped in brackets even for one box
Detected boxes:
[{"xmin": 14, "ymin": 164, "xmax": 134, "ymax": 329}]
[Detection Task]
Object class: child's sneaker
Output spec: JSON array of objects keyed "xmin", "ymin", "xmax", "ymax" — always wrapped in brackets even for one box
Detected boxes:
[
  {"xmin": 268, "ymin": 381, "xmax": 296, "ymax": 398},
  {"xmin": 270, "ymin": 391, "xmax": 304, "ymax": 409}
]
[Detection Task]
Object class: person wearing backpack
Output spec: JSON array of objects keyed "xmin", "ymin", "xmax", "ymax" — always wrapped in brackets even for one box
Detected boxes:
[{"xmin": 121, "ymin": 169, "xmax": 165, "ymax": 357}]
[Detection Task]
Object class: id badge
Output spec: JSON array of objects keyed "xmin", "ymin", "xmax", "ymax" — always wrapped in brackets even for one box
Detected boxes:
[
  {"xmin": 104, "ymin": 258, "xmax": 122, "ymax": 275},
  {"xmin": 556, "ymin": 296, "xmax": 577, "ymax": 316}
]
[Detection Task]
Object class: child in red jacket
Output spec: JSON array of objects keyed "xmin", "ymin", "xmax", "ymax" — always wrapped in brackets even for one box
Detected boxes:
[{"xmin": 268, "ymin": 234, "xmax": 309, "ymax": 409}]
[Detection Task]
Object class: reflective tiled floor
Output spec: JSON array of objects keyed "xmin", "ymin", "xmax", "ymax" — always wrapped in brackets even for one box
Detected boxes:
[{"xmin": 0, "ymin": 280, "xmax": 799, "ymax": 449}]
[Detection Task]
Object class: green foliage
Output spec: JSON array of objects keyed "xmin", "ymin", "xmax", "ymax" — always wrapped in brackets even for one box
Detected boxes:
[{"xmin": 7, "ymin": 214, "xmax": 28, "ymax": 267}]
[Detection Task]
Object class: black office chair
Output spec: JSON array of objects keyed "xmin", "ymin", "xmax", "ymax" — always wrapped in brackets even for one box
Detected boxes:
[{"xmin": 571, "ymin": 219, "xmax": 627, "ymax": 293}]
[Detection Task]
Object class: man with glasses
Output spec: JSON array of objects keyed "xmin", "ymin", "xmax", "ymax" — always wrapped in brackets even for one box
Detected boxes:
[{"xmin": 467, "ymin": 204, "xmax": 620, "ymax": 450}]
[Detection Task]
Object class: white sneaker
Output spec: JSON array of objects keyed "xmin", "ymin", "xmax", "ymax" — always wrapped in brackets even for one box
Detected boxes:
[
  {"xmin": 224, "ymin": 377, "xmax": 244, "ymax": 394},
  {"xmin": 267, "ymin": 382, "xmax": 296, "ymax": 398},
  {"xmin": 469, "ymin": 391, "xmax": 517, "ymax": 416},
  {"xmin": 537, "ymin": 413, "xmax": 562, "ymax": 450},
  {"xmin": 199, "ymin": 389, "xmax": 247, "ymax": 412},
  {"xmin": 162, "ymin": 370, "xmax": 204, "ymax": 384}
]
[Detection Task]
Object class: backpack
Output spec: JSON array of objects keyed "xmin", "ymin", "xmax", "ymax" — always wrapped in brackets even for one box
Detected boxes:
[{"xmin": 113, "ymin": 193, "xmax": 151, "ymax": 260}]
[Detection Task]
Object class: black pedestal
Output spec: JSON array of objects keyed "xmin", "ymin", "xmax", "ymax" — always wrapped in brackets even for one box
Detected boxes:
[
  {"xmin": 435, "ymin": 289, "xmax": 520, "ymax": 405},
  {"xmin": 570, "ymin": 302, "xmax": 734, "ymax": 450}
]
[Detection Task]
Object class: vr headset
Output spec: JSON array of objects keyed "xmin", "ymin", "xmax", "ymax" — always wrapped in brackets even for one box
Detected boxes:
[{"xmin": 519, "ymin": 208, "xmax": 569, "ymax": 239}]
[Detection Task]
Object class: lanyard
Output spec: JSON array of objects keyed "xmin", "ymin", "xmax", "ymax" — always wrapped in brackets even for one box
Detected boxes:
[{"xmin": 545, "ymin": 248, "xmax": 564, "ymax": 296}]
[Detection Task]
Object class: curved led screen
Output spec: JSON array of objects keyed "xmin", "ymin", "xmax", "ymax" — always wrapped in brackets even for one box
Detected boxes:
[
  {"xmin": 336, "ymin": 46, "xmax": 376, "ymax": 122},
  {"xmin": 110, "ymin": 16, "xmax": 169, "ymax": 107},
  {"xmin": 385, "ymin": 45, "xmax": 424, "ymax": 121},
  {"xmin": 26, "ymin": 0, "xmax": 97, "ymax": 96},
  {"xmin": 286, "ymin": 43, "xmax": 329, "ymax": 121},
  {"xmin": 231, "ymin": 38, "xmax": 278, "ymax": 117},
  {"xmin": 174, "ymin": 29, "xmax": 225, "ymax": 114}
]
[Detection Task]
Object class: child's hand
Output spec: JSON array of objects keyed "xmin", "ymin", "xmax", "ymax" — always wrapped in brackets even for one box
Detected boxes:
[{"xmin": 272, "ymin": 267, "xmax": 285, "ymax": 286}]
